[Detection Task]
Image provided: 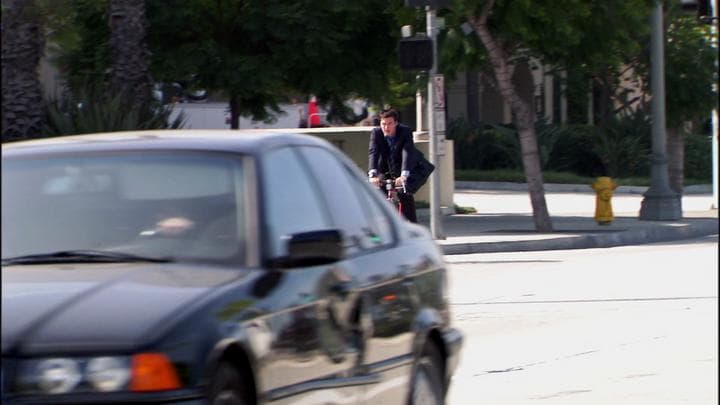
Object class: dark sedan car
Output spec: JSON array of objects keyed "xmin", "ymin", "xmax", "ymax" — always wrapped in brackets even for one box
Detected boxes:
[{"xmin": 1, "ymin": 131, "xmax": 462, "ymax": 404}]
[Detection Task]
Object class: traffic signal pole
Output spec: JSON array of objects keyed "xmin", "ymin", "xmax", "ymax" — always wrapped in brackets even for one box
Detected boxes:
[
  {"xmin": 426, "ymin": 7, "xmax": 444, "ymax": 239},
  {"xmin": 639, "ymin": 1, "xmax": 682, "ymax": 220}
]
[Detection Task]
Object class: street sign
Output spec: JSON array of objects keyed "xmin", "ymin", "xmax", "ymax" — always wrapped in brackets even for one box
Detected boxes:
[
  {"xmin": 436, "ymin": 133, "xmax": 446, "ymax": 156},
  {"xmin": 434, "ymin": 110, "xmax": 445, "ymax": 157},
  {"xmin": 433, "ymin": 110, "xmax": 445, "ymax": 132},
  {"xmin": 433, "ymin": 75, "xmax": 445, "ymax": 109}
]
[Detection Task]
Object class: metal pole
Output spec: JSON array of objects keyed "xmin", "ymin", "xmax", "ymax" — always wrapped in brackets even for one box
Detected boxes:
[
  {"xmin": 639, "ymin": 1, "xmax": 682, "ymax": 220},
  {"xmin": 427, "ymin": 7, "xmax": 443, "ymax": 238},
  {"xmin": 713, "ymin": 108, "xmax": 718, "ymax": 209},
  {"xmin": 711, "ymin": 0, "xmax": 719, "ymax": 210},
  {"xmin": 416, "ymin": 88, "xmax": 423, "ymax": 132}
]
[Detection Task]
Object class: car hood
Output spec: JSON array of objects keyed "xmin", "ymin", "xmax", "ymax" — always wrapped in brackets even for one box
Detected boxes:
[{"xmin": 1, "ymin": 262, "xmax": 250, "ymax": 354}]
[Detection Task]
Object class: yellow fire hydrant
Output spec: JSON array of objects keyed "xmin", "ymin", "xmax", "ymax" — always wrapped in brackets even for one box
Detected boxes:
[{"xmin": 591, "ymin": 176, "xmax": 618, "ymax": 225}]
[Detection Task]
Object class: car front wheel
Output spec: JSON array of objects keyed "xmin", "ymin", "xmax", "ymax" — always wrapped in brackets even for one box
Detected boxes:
[
  {"xmin": 409, "ymin": 343, "xmax": 444, "ymax": 405},
  {"xmin": 210, "ymin": 362, "xmax": 248, "ymax": 405}
]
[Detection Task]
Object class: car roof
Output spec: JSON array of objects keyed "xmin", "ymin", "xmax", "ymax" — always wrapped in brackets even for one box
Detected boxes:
[{"xmin": 1, "ymin": 129, "xmax": 333, "ymax": 157}]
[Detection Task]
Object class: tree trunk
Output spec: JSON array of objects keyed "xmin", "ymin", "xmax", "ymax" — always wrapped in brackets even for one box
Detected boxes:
[
  {"xmin": 108, "ymin": 0, "xmax": 152, "ymax": 104},
  {"xmin": 229, "ymin": 96, "xmax": 241, "ymax": 129},
  {"xmin": 466, "ymin": 70, "xmax": 480, "ymax": 125},
  {"xmin": 1, "ymin": 0, "xmax": 46, "ymax": 142},
  {"xmin": 469, "ymin": 6, "xmax": 553, "ymax": 232},
  {"xmin": 666, "ymin": 125, "xmax": 685, "ymax": 194}
]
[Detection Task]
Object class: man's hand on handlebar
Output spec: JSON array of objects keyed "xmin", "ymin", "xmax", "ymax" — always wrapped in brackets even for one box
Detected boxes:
[{"xmin": 369, "ymin": 174, "xmax": 406, "ymax": 193}]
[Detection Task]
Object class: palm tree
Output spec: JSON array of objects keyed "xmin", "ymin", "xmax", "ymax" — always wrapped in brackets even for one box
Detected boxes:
[
  {"xmin": 107, "ymin": 0, "xmax": 152, "ymax": 104},
  {"xmin": 2, "ymin": 0, "xmax": 47, "ymax": 142}
]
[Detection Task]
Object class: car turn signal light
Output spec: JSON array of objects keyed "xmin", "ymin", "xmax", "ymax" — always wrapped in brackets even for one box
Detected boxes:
[{"xmin": 130, "ymin": 353, "xmax": 182, "ymax": 391}]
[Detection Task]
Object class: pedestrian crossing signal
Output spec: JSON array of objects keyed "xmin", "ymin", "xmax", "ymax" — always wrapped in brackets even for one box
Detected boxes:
[{"xmin": 398, "ymin": 36, "xmax": 433, "ymax": 71}]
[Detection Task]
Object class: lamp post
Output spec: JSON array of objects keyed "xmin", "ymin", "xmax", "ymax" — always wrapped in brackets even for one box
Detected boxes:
[{"xmin": 639, "ymin": 1, "xmax": 683, "ymax": 220}]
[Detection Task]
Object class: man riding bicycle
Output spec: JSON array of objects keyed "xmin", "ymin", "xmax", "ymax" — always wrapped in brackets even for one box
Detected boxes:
[{"xmin": 367, "ymin": 108, "xmax": 420, "ymax": 223}]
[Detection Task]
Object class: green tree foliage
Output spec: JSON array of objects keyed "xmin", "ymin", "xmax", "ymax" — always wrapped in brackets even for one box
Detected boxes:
[
  {"xmin": 442, "ymin": 0, "xmax": 656, "ymax": 231},
  {"xmin": 44, "ymin": 0, "xmax": 111, "ymax": 94},
  {"xmin": 146, "ymin": 0, "xmax": 412, "ymax": 128},
  {"xmin": 663, "ymin": 5, "xmax": 717, "ymax": 128},
  {"xmin": 663, "ymin": 7, "xmax": 717, "ymax": 192},
  {"xmin": 40, "ymin": 0, "xmax": 421, "ymax": 130},
  {"xmin": 37, "ymin": 0, "xmax": 179, "ymax": 136}
]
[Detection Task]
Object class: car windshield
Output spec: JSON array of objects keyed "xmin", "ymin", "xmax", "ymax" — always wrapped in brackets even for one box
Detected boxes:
[{"xmin": 2, "ymin": 152, "xmax": 247, "ymax": 264}]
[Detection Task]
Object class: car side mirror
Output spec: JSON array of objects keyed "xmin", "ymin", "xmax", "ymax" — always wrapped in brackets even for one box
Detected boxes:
[{"xmin": 270, "ymin": 229, "xmax": 344, "ymax": 269}]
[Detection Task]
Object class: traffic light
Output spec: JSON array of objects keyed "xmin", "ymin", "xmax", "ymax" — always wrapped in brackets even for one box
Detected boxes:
[
  {"xmin": 680, "ymin": 0, "xmax": 713, "ymax": 21},
  {"xmin": 398, "ymin": 36, "xmax": 433, "ymax": 71}
]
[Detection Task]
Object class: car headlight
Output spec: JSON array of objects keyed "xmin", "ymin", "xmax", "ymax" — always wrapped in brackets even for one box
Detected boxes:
[
  {"xmin": 86, "ymin": 356, "xmax": 130, "ymax": 392},
  {"xmin": 36, "ymin": 358, "xmax": 82, "ymax": 394},
  {"xmin": 17, "ymin": 353, "xmax": 180, "ymax": 395}
]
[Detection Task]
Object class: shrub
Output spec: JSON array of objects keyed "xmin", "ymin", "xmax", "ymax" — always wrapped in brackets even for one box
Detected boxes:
[
  {"xmin": 685, "ymin": 133, "xmax": 712, "ymax": 182},
  {"xmin": 546, "ymin": 124, "xmax": 605, "ymax": 177},
  {"xmin": 449, "ymin": 111, "xmax": 658, "ymax": 181},
  {"xmin": 44, "ymin": 84, "xmax": 185, "ymax": 136},
  {"xmin": 592, "ymin": 110, "xmax": 651, "ymax": 178},
  {"xmin": 447, "ymin": 118, "xmax": 519, "ymax": 170}
]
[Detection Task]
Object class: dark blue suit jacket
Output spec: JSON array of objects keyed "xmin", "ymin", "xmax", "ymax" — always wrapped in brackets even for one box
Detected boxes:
[{"xmin": 368, "ymin": 124, "xmax": 419, "ymax": 178}]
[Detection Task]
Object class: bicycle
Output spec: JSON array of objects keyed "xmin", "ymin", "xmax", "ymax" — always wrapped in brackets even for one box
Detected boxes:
[
  {"xmin": 369, "ymin": 173, "xmax": 413, "ymax": 219},
  {"xmin": 383, "ymin": 176, "xmax": 406, "ymax": 216}
]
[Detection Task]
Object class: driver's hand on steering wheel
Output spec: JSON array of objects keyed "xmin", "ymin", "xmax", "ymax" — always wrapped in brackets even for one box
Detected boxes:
[{"xmin": 154, "ymin": 216, "xmax": 195, "ymax": 236}]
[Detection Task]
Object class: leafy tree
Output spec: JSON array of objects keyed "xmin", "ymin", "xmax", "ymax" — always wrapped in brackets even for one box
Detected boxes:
[
  {"xmin": 661, "ymin": 5, "xmax": 717, "ymax": 193},
  {"xmin": 444, "ymin": 0, "xmax": 654, "ymax": 231},
  {"xmin": 2, "ymin": 0, "xmax": 46, "ymax": 142},
  {"xmin": 39, "ymin": 0, "xmax": 182, "ymax": 135},
  {"xmin": 44, "ymin": 0, "xmax": 110, "ymax": 94},
  {"xmin": 146, "ymin": 0, "xmax": 411, "ymax": 129}
]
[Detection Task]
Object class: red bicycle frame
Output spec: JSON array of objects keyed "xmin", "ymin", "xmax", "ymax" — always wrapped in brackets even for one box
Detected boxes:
[{"xmin": 385, "ymin": 178, "xmax": 404, "ymax": 216}]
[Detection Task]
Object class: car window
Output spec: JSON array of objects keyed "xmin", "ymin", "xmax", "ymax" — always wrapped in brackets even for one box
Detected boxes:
[
  {"xmin": 297, "ymin": 146, "xmax": 395, "ymax": 251},
  {"xmin": 260, "ymin": 147, "xmax": 331, "ymax": 258},
  {"xmin": 2, "ymin": 153, "xmax": 246, "ymax": 263},
  {"xmin": 345, "ymin": 169, "xmax": 396, "ymax": 248}
]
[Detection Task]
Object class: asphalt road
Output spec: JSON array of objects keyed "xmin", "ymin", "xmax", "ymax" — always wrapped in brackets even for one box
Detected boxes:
[{"xmin": 444, "ymin": 235, "xmax": 719, "ymax": 404}]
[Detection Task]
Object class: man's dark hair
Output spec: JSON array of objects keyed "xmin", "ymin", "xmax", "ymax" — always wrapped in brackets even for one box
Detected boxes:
[{"xmin": 379, "ymin": 108, "xmax": 399, "ymax": 121}]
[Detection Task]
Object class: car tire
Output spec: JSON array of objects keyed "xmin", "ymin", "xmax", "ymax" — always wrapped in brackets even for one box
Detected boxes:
[
  {"xmin": 409, "ymin": 342, "xmax": 444, "ymax": 405},
  {"xmin": 209, "ymin": 362, "xmax": 249, "ymax": 405}
]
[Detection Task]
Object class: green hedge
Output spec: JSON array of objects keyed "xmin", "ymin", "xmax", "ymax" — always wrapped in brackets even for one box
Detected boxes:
[{"xmin": 448, "ymin": 112, "xmax": 711, "ymax": 183}]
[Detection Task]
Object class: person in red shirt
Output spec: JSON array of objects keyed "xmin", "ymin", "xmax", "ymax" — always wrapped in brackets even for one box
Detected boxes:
[{"xmin": 308, "ymin": 95, "xmax": 321, "ymax": 128}]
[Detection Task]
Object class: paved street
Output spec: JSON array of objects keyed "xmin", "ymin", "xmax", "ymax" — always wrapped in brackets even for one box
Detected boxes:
[{"xmin": 444, "ymin": 236, "xmax": 718, "ymax": 404}]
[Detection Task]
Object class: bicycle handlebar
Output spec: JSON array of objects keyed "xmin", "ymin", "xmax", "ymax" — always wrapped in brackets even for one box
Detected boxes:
[
  {"xmin": 384, "ymin": 178, "xmax": 406, "ymax": 194},
  {"xmin": 368, "ymin": 173, "xmax": 406, "ymax": 194}
]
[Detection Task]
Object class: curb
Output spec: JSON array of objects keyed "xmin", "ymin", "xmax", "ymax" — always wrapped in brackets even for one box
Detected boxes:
[
  {"xmin": 454, "ymin": 181, "xmax": 713, "ymax": 195},
  {"xmin": 441, "ymin": 219, "xmax": 719, "ymax": 255}
]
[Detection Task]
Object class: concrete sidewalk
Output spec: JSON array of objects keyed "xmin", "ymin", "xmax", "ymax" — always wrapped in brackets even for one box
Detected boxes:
[{"xmin": 418, "ymin": 182, "xmax": 718, "ymax": 255}]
